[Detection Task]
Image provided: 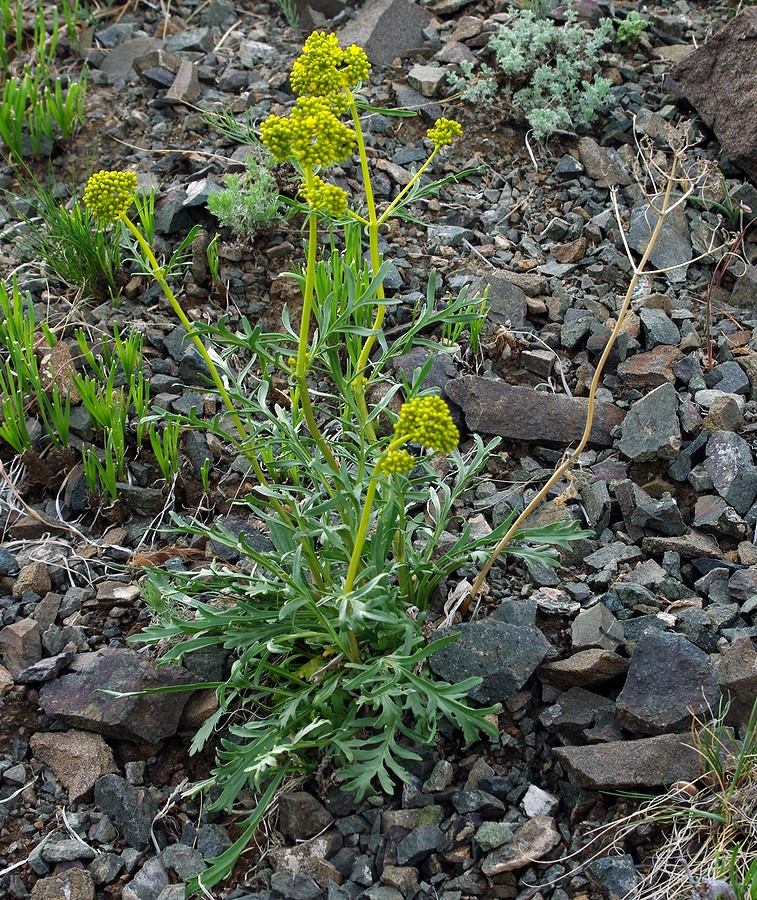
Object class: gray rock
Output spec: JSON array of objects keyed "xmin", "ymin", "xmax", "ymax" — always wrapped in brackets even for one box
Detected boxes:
[
  {"xmin": 731, "ymin": 264, "xmax": 757, "ymax": 309},
  {"xmin": 540, "ymin": 687, "xmax": 615, "ymax": 744},
  {"xmin": 0, "ymin": 618, "xmax": 42, "ymax": 678},
  {"xmin": 94, "ymin": 774, "xmax": 159, "ymax": 851},
  {"xmin": 713, "ymin": 636, "xmax": 757, "ymax": 723},
  {"xmin": 672, "ymin": 9, "xmax": 757, "ymax": 183},
  {"xmin": 641, "ymin": 529, "xmax": 722, "ymax": 559},
  {"xmin": 39, "ymin": 648, "xmax": 195, "ymax": 743},
  {"xmin": 210, "ymin": 514, "xmax": 275, "ymax": 563},
  {"xmin": 99, "ymin": 37, "xmax": 162, "ymax": 83},
  {"xmin": 704, "ymin": 431, "xmax": 757, "ymax": 515},
  {"xmin": 729, "ymin": 566, "xmax": 757, "ymax": 602},
  {"xmin": 474, "ymin": 821, "xmax": 514, "ymax": 852},
  {"xmin": 278, "ymin": 792, "xmax": 334, "ymax": 840},
  {"xmin": 629, "ymin": 485, "xmax": 687, "ymax": 536},
  {"xmin": 617, "ymin": 383, "xmax": 682, "ymax": 462},
  {"xmin": 587, "ymin": 854, "xmax": 639, "ymax": 900},
  {"xmin": 693, "ymin": 495, "xmax": 747, "ymax": 539},
  {"xmin": 42, "ymin": 839, "xmax": 96, "ymax": 863},
  {"xmin": 89, "ymin": 852, "xmax": 124, "ymax": 885},
  {"xmin": 427, "ymin": 225, "xmax": 475, "ymax": 248},
  {"xmin": 615, "ymin": 632, "xmax": 720, "ymax": 734},
  {"xmin": 337, "ymin": 0, "xmax": 431, "ymax": 67},
  {"xmin": 577, "ymin": 137, "xmax": 633, "ymax": 186},
  {"xmin": 159, "ymin": 843, "xmax": 206, "ymax": 880},
  {"xmin": 0, "ymin": 547, "xmax": 19, "ymax": 575},
  {"xmin": 470, "ymin": 272, "xmax": 527, "ymax": 329},
  {"xmin": 571, "ymin": 604, "xmax": 624, "ymax": 651},
  {"xmin": 554, "ymin": 733, "xmax": 703, "ymax": 789},
  {"xmin": 122, "ymin": 856, "xmax": 171, "ymax": 900},
  {"xmin": 480, "ymin": 816, "xmax": 561, "ymax": 875},
  {"xmin": 706, "ymin": 361, "xmax": 750, "ymax": 395},
  {"xmin": 395, "ymin": 823, "xmax": 443, "ymax": 865},
  {"xmin": 269, "ymin": 871, "xmax": 323, "ymax": 899},
  {"xmin": 678, "ymin": 604, "xmax": 740, "ymax": 652},
  {"xmin": 429, "ymin": 619, "xmax": 550, "ymax": 703},
  {"xmin": 16, "ymin": 648, "xmax": 75, "ymax": 684},
  {"xmin": 638, "ymin": 307, "xmax": 680, "ymax": 349},
  {"xmin": 539, "ymin": 649, "xmax": 629, "ymax": 687},
  {"xmin": 451, "ymin": 789, "xmax": 505, "ymax": 815},
  {"xmin": 627, "ymin": 194, "xmax": 692, "ymax": 284},
  {"xmin": 446, "ymin": 377, "xmax": 624, "ymax": 447},
  {"xmin": 407, "ymin": 64, "xmax": 447, "ymax": 97}
]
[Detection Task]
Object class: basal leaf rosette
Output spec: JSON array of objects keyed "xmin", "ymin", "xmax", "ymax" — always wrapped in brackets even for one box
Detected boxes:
[
  {"xmin": 426, "ymin": 117, "xmax": 463, "ymax": 148},
  {"xmin": 83, "ymin": 170, "xmax": 137, "ymax": 222},
  {"xmin": 260, "ymin": 96, "xmax": 356, "ymax": 168},
  {"xmin": 394, "ymin": 395, "xmax": 459, "ymax": 453},
  {"xmin": 290, "ymin": 31, "xmax": 371, "ymax": 98}
]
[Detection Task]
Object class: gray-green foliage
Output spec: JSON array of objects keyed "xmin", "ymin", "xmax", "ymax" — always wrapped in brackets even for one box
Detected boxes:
[
  {"xmin": 615, "ymin": 11, "xmax": 648, "ymax": 45},
  {"xmin": 449, "ymin": 5, "xmax": 615, "ymax": 140},
  {"xmin": 207, "ymin": 153, "xmax": 281, "ymax": 235}
]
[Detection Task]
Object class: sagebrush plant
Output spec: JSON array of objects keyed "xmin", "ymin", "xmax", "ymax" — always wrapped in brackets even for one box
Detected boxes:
[
  {"xmin": 87, "ymin": 32, "xmax": 588, "ymax": 893},
  {"xmin": 207, "ymin": 152, "xmax": 282, "ymax": 235},
  {"xmin": 448, "ymin": 3, "xmax": 615, "ymax": 140}
]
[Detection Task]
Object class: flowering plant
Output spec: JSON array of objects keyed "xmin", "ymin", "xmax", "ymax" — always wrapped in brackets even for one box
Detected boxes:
[{"xmin": 95, "ymin": 33, "xmax": 586, "ymax": 893}]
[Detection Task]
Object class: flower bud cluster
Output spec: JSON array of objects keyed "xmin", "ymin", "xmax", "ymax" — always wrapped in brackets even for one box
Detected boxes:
[
  {"xmin": 426, "ymin": 118, "xmax": 463, "ymax": 148},
  {"xmin": 376, "ymin": 448, "xmax": 414, "ymax": 476},
  {"xmin": 394, "ymin": 395, "xmax": 459, "ymax": 454},
  {"xmin": 261, "ymin": 96, "xmax": 356, "ymax": 169},
  {"xmin": 302, "ymin": 176, "xmax": 348, "ymax": 217},
  {"xmin": 83, "ymin": 170, "xmax": 137, "ymax": 222},
  {"xmin": 290, "ymin": 31, "xmax": 370, "ymax": 98}
]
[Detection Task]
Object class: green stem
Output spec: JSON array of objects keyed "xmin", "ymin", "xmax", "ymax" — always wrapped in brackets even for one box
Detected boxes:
[
  {"xmin": 377, "ymin": 148, "xmax": 438, "ymax": 227},
  {"xmin": 344, "ymin": 476, "xmax": 378, "ymax": 594},
  {"xmin": 295, "ymin": 175, "xmax": 340, "ymax": 472}
]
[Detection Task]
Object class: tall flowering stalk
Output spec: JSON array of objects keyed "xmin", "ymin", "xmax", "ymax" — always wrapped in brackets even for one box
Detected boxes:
[{"xmin": 259, "ymin": 32, "xmax": 463, "ymax": 447}]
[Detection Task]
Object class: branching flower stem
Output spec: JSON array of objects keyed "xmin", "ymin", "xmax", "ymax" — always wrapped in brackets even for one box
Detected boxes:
[{"xmin": 465, "ymin": 153, "xmax": 681, "ymax": 610}]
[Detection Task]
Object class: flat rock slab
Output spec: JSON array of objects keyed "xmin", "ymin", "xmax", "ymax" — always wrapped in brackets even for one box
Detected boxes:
[
  {"xmin": 429, "ymin": 619, "xmax": 550, "ymax": 704},
  {"xmin": 554, "ymin": 733, "xmax": 703, "ymax": 789},
  {"xmin": 30, "ymin": 730, "xmax": 117, "ymax": 803},
  {"xmin": 39, "ymin": 648, "xmax": 195, "ymax": 743},
  {"xmin": 672, "ymin": 9, "xmax": 757, "ymax": 183},
  {"xmin": 480, "ymin": 816, "xmax": 561, "ymax": 875},
  {"xmin": 445, "ymin": 378, "xmax": 624, "ymax": 447},
  {"xmin": 337, "ymin": 0, "xmax": 431, "ymax": 67}
]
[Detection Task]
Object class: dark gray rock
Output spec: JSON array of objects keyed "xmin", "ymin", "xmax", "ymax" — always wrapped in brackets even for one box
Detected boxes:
[
  {"xmin": 269, "ymin": 871, "xmax": 323, "ymax": 900},
  {"xmin": 99, "ymin": 37, "xmax": 162, "ymax": 83},
  {"xmin": 587, "ymin": 854, "xmax": 639, "ymax": 900},
  {"xmin": 615, "ymin": 632, "xmax": 720, "ymax": 734},
  {"xmin": 446, "ymin": 378, "xmax": 625, "ymax": 447},
  {"xmin": 672, "ymin": 9, "xmax": 757, "ymax": 183},
  {"xmin": 576, "ymin": 137, "xmax": 632, "ymax": 186},
  {"xmin": 540, "ymin": 687, "xmax": 615, "ymax": 744},
  {"xmin": 706, "ymin": 361, "xmax": 750, "ymax": 395},
  {"xmin": 714, "ymin": 636, "xmax": 757, "ymax": 723},
  {"xmin": 539, "ymin": 649, "xmax": 629, "ymax": 687},
  {"xmin": 94, "ymin": 775, "xmax": 159, "ymax": 851},
  {"xmin": 554, "ymin": 733, "xmax": 703, "ymax": 789},
  {"xmin": 336, "ymin": 0, "xmax": 431, "ymax": 67},
  {"xmin": 39, "ymin": 648, "xmax": 195, "ymax": 743},
  {"xmin": 0, "ymin": 617, "xmax": 42, "ymax": 678},
  {"xmin": 571, "ymin": 604, "xmax": 624, "ymax": 651},
  {"xmin": 627, "ymin": 194, "xmax": 692, "ymax": 284},
  {"xmin": 630, "ymin": 485, "xmax": 687, "ymax": 536},
  {"xmin": 395, "ymin": 823, "xmax": 443, "ymax": 866},
  {"xmin": 731, "ymin": 265, "xmax": 757, "ymax": 309},
  {"xmin": 0, "ymin": 548, "xmax": 19, "ymax": 576},
  {"xmin": 210, "ymin": 514, "xmax": 275, "ymax": 563},
  {"xmin": 123, "ymin": 856, "xmax": 171, "ymax": 900},
  {"xmin": 470, "ymin": 272, "xmax": 527, "ymax": 329},
  {"xmin": 693, "ymin": 495, "xmax": 748, "ymax": 539},
  {"xmin": 429, "ymin": 619, "xmax": 550, "ymax": 703},
  {"xmin": 278, "ymin": 792, "xmax": 334, "ymax": 840},
  {"xmin": 704, "ymin": 431, "xmax": 757, "ymax": 515},
  {"xmin": 639, "ymin": 307, "xmax": 680, "ymax": 349},
  {"xmin": 677, "ymin": 604, "xmax": 740, "ymax": 652},
  {"xmin": 617, "ymin": 383, "xmax": 682, "ymax": 462},
  {"xmin": 159, "ymin": 843, "xmax": 206, "ymax": 880}
]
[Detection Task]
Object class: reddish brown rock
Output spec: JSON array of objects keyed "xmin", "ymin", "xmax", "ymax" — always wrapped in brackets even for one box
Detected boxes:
[
  {"xmin": 445, "ymin": 377, "xmax": 625, "ymax": 447},
  {"xmin": 672, "ymin": 9, "xmax": 757, "ymax": 183},
  {"xmin": 617, "ymin": 345, "xmax": 683, "ymax": 390},
  {"xmin": 0, "ymin": 618, "xmax": 42, "ymax": 678},
  {"xmin": 30, "ymin": 730, "xmax": 117, "ymax": 802}
]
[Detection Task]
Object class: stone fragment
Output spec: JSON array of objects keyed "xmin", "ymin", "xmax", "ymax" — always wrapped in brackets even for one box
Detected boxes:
[
  {"xmin": 672, "ymin": 9, "xmax": 757, "ymax": 183},
  {"xmin": 554, "ymin": 733, "xmax": 703, "ymax": 789},
  {"xmin": 30, "ymin": 730, "xmax": 117, "ymax": 802},
  {"xmin": 396, "ymin": 824, "xmax": 444, "ymax": 865},
  {"xmin": 269, "ymin": 833, "xmax": 344, "ymax": 876},
  {"xmin": 587, "ymin": 854, "xmax": 639, "ymax": 900},
  {"xmin": 641, "ymin": 530, "xmax": 721, "ymax": 559},
  {"xmin": 627, "ymin": 195, "xmax": 692, "ymax": 283},
  {"xmin": 445, "ymin": 377, "xmax": 624, "ymax": 447},
  {"xmin": 159, "ymin": 843, "xmax": 207, "ymax": 880},
  {"xmin": 704, "ymin": 430, "xmax": 757, "ymax": 515},
  {"xmin": 540, "ymin": 686, "xmax": 614, "ymax": 744},
  {"xmin": 29, "ymin": 868, "xmax": 95, "ymax": 900},
  {"xmin": 165, "ymin": 59, "xmax": 199, "ymax": 103},
  {"xmin": 471, "ymin": 272, "xmax": 527, "ymax": 329},
  {"xmin": 122, "ymin": 856, "xmax": 171, "ymax": 900},
  {"xmin": 617, "ymin": 344, "xmax": 682, "ymax": 389},
  {"xmin": 617, "ymin": 382, "xmax": 681, "ymax": 462},
  {"xmin": 713, "ymin": 637, "xmax": 757, "ymax": 723},
  {"xmin": 577, "ymin": 137, "xmax": 633, "ymax": 186},
  {"xmin": 638, "ymin": 307, "xmax": 681, "ymax": 348},
  {"xmin": 0, "ymin": 618, "xmax": 42, "ymax": 678},
  {"xmin": 520, "ymin": 784, "xmax": 559, "ymax": 817},
  {"xmin": 615, "ymin": 632, "xmax": 720, "ymax": 734},
  {"xmin": 94, "ymin": 774, "xmax": 158, "ymax": 851},
  {"xmin": 731, "ymin": 265, "xmax": 757, "ymax": 310},
  {"xmin": 630, "ymin": 485, "xmax": 687, "ymax": 536},
  {"xmin": 39, "ymin": 648, "xmax": 195, "ymax": 743},
  {"xmin": 429, "ymin": 620, "xmax": 550, "ymax": 703},
  {"xmin": 539, "ymin": 649, "xmax": 629, "ymax": 687},
  {"xmin": 571, "ymin": 604, "xmax": 624, "ymax": 651},
  {"xmin": 703, "ymin": 395, "xmax": 744, "ymax": 434},
  {"xmin": 407, "ymin": 64, "xmax": 447, "ymax": 97},
  {"xmin": 12, "ymin": 561, "xmax": 51, "ymax": 598},
  {"xmin": 278, "ymin": 792, "xmax": 334, "ymax": 840},
  {"xmin": 693, "ymin": 495, "xmax": 747, "ymax": 539},
  {"xmin": 269, "ymin": 871, "xmax": 322, "ymax": 899},
  {"xmin": 474, "ymin": 821, "xmax": 514, "ymax": 852},
  {"xmin": 337, "ymin": 0, "xmax": 431, "ymax": 67},
  {"xmin": 480, "ymin": 816, "xmax": 561, "ymax": 875}
]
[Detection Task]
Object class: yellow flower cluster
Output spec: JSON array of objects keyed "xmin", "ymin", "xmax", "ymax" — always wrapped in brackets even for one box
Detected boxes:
[
  {"xmin": 376, "ymin": 448, "xmax": 414, "ymax": 476},
  {"xmin": 302, "ymin": 176, "xmax": 348, "ymax": 217},
  {"xmin": 426, "ymin": 118, "xmax": 463, "ymax": 148},
  {"xmin": 260, "ymin": 96, "xmax": 356, "ymax": 168},
  {"xmin": 83, "ymin": 170, "xmax": 137, "ymax": 222},
  {"xmin": 394, "ymin": 395, "xmax": 459, "ymax": 453},
  {"xmin": 290, "ymin": 31, "xmax": 370, "ymax": 98}
]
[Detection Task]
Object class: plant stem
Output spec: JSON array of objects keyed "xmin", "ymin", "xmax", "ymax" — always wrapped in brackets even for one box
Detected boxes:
[
  {"xmin": 345, "ymin": 476, "xmax": 378, "ymax": 595},
  {"xmin": 465, "ymin": 155, "xmax": 681, "ymax": 609},
  {"xmin": 295, "ymin": 174, "xmax": 340, "ymax": 472}
]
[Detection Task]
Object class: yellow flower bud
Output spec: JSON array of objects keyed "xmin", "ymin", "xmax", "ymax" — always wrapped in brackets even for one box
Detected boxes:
[
  {"xmin": 83, "ymin": 170, "xmax": 137, "ymax": 222},
  {"xmin": 394, "ymin": 395, "xmax": 459, "ymax": 453},
  {"xmin": 426, "ymin": 118, "xmax": 463, "ymax": 148},
  {"xmin": 376, "ymin": 448, "xmax": 414, "ymax": 476},
  {"xmin": 302, "ymin": 176, "xmax": 348, "ymax": 217}
]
